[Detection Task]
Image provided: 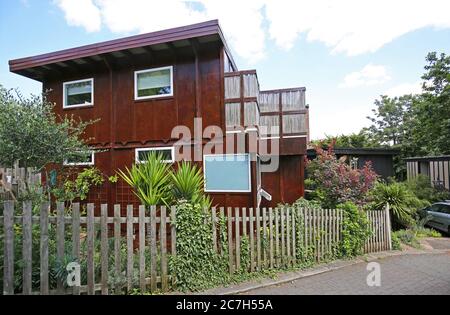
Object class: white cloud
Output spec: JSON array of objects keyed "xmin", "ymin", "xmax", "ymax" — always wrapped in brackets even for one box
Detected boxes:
[
  {"xmin": 55, "ymin": 0, "xmax": 101, "ymax": 32},
  {"xmin": 265, "ymin": 0, "xmax": 450, "ymax": 56},
  {"xmin": 55, "ymin": 0, "xmax": 266, "ymax": 63},
  {"xmin": 339, "ymin": 64, "xmax": 391, "ymax": 88},
  {"xmin": 383, "ymin": 81, "xmax": 423, "ymax": 97},
  {"xmin": 55, "ymin": 0, "xmax": 450, "ymax": 62}
]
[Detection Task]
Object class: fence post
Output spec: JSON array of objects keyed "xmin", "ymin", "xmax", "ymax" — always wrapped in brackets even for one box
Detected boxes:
[
  {"xmin": 114, "ymin": 204, "xmax": 122, "ymax": 294},
  {"xmin": 160, "ymin": 206, "xmax": 168, "ymax": 292},
  {"xmin": 139, "ymin": 205, "xmax": 146, "ymax": 292},
  {"xmin": 3, "ymin": 201, "xmax": 14, "ymax": 295},
  {"xmin": 126, "ymin": 205, "xmax": 134, "ymax": 293},
  {"xmin": 212, "ymin": 207, "xmax": 217, "ymax": 253},
  {"xmin": 22, "ymin": 201, "xmax": 33, "ymax": 295},
  {"xmin": 227, "ymin": 207, "xmax": 234, "ymax": 274},
  {"xmin": 72, "ymin": 203, "xmax": 81, "ymax": 295},
  {"xmin": 100, "ymin": 204, "xmax": 109, "ymax": 295},
  {"xmin": 150, "ymin": 205, "xmax": 157, "ymax": 292},
  {"xmin": 56, "ymin": 202, "xmax": 65, "ymax": 294},
  {"xmin": 249, "ymin": 208, "xmax": 255, "ymax": 271},
  {"xmin": 40, "ymin": 202, "xmax": 49, "ymax": 295},
  {"xmin": 170, "ymin": 206, "xmax": 177, "ymax": 289},
  {"xmin": 87, "ymin": 204, "xmax": 95, "ymax": 295},
  {"xmin": 385, "ymin": 204, "xmax": 392, "ymax": 250}
]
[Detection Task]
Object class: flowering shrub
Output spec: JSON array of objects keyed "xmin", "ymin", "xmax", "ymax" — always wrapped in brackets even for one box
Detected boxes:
[{"xmin": 306, "ymin": 142, "xmax": 378, "ymax": 208}]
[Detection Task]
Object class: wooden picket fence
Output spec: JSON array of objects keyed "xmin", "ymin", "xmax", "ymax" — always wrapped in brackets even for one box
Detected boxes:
[
  {"xmin": 0, "ymin": 165, "xmax": 41, "ymax": 200},
  {"xmin": 1, "ymin": 202, "xmax": 391, "ymax": 295}
]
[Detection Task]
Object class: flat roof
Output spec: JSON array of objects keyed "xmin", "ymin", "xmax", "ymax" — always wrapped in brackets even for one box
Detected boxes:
[
  {"xmin": 9, "ymin": 20, "xmax": 237, "ymax": 81},
  {"xmin": 307, "ymin": 147, "xmax": 400, "ymax": 156},
  {"xmin": 405, "ymin": 155, "xmax": 450, "ymax": 162}
]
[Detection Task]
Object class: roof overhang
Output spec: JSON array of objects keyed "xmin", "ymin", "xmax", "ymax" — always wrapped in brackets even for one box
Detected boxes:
[
  {"xmin": 405, "ymin": 155, "xmax": 450, "ymax": 162},
  {"xmin": 307, "ymin": 147, "xmax": 400, "ymax": 156},
  {"xmin": 9, "ymin": 20, "xmax": 237, "ymax": 82}
]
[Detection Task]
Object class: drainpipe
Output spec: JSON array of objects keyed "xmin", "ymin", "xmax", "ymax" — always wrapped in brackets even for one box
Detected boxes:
[{"xmin": 102, "ymin": 56, "xmax": 115, "ymax": 207}]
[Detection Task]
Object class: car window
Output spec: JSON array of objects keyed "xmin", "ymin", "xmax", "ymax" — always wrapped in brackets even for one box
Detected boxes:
[
  {"xmin": 439, "ymin": 205, "xmax": 450, "ymax": 214},
  {"xmin": 429, "ymin": 204, "xmax": 443, "ymax": 212}
]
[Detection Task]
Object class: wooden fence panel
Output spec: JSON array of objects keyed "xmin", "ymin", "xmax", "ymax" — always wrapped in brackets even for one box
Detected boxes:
[{"xmin": 1, "ymin": 202, "xmax": 392, "ymax": 295}]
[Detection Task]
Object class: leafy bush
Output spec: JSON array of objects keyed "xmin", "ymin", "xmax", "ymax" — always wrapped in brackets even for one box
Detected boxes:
[
  {"xmin": 404, "ymin": 174, "xmax": 450, "ymax": 203},
  {"xmin": 306, "ymin": 144, "xmax": 378, "ymax": 208},
  {"xmin": 392, "ymin": 230, "xmax": 421, "ymax": 248},
  {"xmin": 169, "ymin": 201, "xmax": 229, "ymax": 291},
  {"xmin": 369, "ymin": 182, "xmax": 427, "ymax": 228},
  {"xmin": 51, "ymin": 167, "xmax": 105, "ymax": 203},
  {"xmin": 338, "ymin": 202, "xmax": 372, "ymax": 257}
]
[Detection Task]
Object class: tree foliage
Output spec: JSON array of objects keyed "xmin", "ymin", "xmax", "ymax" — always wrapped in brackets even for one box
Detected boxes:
[{"xmin": 0, "ymin": 87, "xmax": 94, "ymax": 171}]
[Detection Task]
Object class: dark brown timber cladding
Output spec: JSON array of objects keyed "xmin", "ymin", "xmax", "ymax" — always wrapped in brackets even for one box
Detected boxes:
[
  {"xmin": 10, "ymin": 20, "xmax": 306, "ymax": 212},
  {"xmin": 261, "ymin": 155, "xmax": 305, "ymax": 207}
]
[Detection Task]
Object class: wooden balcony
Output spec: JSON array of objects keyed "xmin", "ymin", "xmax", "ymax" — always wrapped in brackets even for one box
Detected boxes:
[{"xmin": 224, "ymin": 71, "xmax": 309, "ymax": 155}]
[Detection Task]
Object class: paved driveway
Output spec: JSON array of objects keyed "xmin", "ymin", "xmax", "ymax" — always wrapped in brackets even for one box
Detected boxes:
[{"xmin": 243, "ymin": 252, "xmax": 450, "ymax": 295}]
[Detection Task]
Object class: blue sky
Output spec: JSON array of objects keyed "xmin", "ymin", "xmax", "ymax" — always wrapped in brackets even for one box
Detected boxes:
[{"xmin": 1, "ymin": 0, "xmax": 450, "ymax": 139}]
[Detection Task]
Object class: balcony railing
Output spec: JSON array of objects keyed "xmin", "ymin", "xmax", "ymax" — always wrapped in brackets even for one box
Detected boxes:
[
  {"xmin": 224, "ymin": 71, "xmax": 309, "ymax": 142},
  {"xmin": 259, "ymin": 88, "xmax": 309, "ymax": 141},
  {"xmin": 224, "ymin": 70, "xmax": 260, "ymax": 130}
]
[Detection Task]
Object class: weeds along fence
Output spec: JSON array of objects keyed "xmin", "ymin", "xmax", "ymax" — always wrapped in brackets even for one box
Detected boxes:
[{"xmin": 1, "ymin": 202, "xmax": 392, "ymax": 295}]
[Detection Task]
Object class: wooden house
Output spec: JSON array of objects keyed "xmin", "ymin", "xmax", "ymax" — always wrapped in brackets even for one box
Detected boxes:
[{"xmin": 9, "ymin": 20, "xmax": 309, "ymax": 209}]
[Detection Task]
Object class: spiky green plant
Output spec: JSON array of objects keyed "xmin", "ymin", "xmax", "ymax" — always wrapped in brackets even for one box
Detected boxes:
[
  {"xmin": 117, "ymin": 152, "xmax": 172, "ymax": 206},
  {"xmin": 369, "ymin": 182, "xmax": 424, "ymax": 227},
  {"xmin": 171, "ymin": 161, "xmax": 211, "ymax": 209}
]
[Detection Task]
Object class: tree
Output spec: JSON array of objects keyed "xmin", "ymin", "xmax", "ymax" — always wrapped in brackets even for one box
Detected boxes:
[
  {"xmin": 306, "ymin": 143, "xmax": 378, "ymax": 208},
  {"xmin": 0, "ymin": 86, "xmax": 95, "ymax": 198},
  {"xmin": 311, "ymin": 131, "xmax": 379, "ymax": 148},
  {"xmin": 410, "ymin": 52, "xmax": 450, "ymax": 155},
  {"xmin": 364, "ymin": 95, "xmax": 414, "ymax": 147}
]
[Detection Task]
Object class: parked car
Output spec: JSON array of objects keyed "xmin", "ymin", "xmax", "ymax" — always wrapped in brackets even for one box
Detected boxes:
[{"xmin": 421, "ymin": 201, "xmax": 450, "ymax": 235}]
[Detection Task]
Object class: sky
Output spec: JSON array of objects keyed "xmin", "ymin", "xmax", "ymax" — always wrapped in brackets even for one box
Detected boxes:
[{"xmin": 1, "ymin": 0, "xmax": 450, "ymax": 140}]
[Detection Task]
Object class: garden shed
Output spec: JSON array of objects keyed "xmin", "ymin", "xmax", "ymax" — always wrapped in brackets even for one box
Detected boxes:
[{"xmin": 405, "ymin": 155, "xmax": 450, "ymax": 190}]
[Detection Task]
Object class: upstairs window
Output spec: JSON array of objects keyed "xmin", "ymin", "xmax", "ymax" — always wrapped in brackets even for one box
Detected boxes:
[
  {"xmin": 135, "ymin": 147, "xmax": 175, "ymax": 164},
  {"xmin": 135, "ymin": 66, "xmax": 173, "ymax": 100},
  {"xmin": 63, "ymin": 78, "xmax": 94, "ymax": 108}
]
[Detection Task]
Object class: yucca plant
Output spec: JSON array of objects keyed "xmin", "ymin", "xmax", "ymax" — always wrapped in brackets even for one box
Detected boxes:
[
  {"xmin": 171, "ymin": 161, "xmax": 212, "ymax": 209},
  {"xmin": 117, "ymin": 152, "xmax": 172, "ymax": 206},
  {"xmin": 369, "ymin": 182, "xmax": 425, "ymax": 227}
]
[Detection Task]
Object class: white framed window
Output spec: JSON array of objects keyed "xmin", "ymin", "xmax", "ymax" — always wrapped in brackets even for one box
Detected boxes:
[
  {"xmin": 135, "ymin": 147, "xmax": 175, "ymax": 164},
  {"xmin": 63, "ymin": 78, "xmax": 94, "ymax": 108},
  {"xmin": 63, "ymin": 151, "xmax": 95, "ymax": 166},
  {"xmin": 134, "ymin": 66, "xmax": 174, "ymax": 100},
  {"xmin": 203, "ymin": 154, "xmax": 251, "ymax": 193}
]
